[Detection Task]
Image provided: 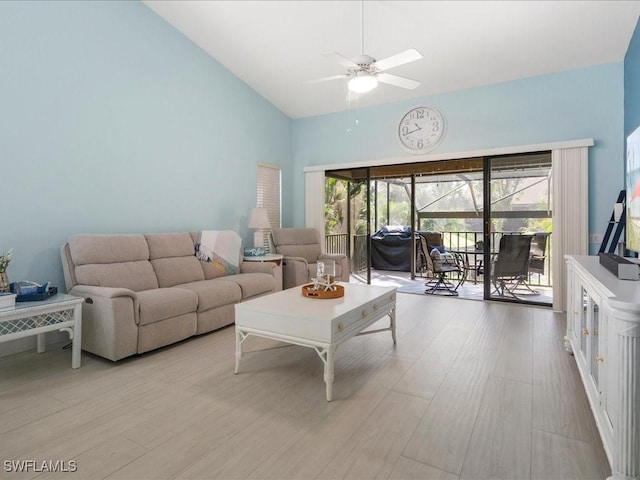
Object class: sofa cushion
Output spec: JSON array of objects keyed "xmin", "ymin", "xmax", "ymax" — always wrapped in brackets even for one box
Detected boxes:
[
  {"xmin": 176, "ymin": 279, "xmax": 242, "ymax": 312},
  {"xmin": 272, "ymin": 228, "xmax": 322, "ymax": 264},
  {"xmin": 75, "ymin": 261, "xmax": 159, "ymax": 292},
  {"xmin": 145, "ymin": 233, "xmax": 196, "ymax": 260},
  {"xmin": 278, "ymin": 243, "xmax": 322, "ymax": 264},
  {"xmin": 200, "ymin": 260, "xmax": 228, "ymax": 280},
  {"xmin": 145, "ymin": 233, "xmax": 206, "ymax": 287},
  {"xmin": 225, "ymin": 273, "xmax": 274, "ymax": 299},
  {"xmin": 137, "ymin": 288, "xmax": 198, "ymax": 326},
  {"xmin": 69, "ymin": 234, "xmax": 149, "ymax": 265},
  {"xmin": 68, "ymin": 234, "xmax": 158, "ymax": 292},
  {"xmin": 151, "ymin": 256, "xmax": 205, "ymax": 288}
]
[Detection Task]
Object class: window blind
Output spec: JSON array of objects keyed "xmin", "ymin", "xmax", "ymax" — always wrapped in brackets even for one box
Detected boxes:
[{"xmin": 257, "ymin": 163, "xmax": 281, "ymax": 247}]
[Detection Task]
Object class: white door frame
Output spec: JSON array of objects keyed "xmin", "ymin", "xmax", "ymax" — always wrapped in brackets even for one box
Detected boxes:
[{"xmin": 304, "ymin": 138, "xmax": 593, "ymax": 311}]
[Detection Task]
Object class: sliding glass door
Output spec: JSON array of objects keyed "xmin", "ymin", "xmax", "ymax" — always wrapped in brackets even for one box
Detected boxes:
[
  {"xmin": 324, "ymin": 153, "xmax": 553, "ymax": 305},
  {"xmin": 486, "ymin": 154, "xmax": 552, "ymax": 305}
]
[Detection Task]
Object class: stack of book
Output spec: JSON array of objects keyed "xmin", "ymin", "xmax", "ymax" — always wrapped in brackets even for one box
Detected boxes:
[
  {"xmin": 9, "ymin": 281, "xmax": 56, "ymax": 302},
  {"xmin": 0, "ymin": 292, "xmax": 17, "ymax": 310}
]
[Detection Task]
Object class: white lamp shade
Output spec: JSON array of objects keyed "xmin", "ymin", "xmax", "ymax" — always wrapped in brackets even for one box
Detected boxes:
[
  {"xmin": 248, "ymin": 207, "xmax": 271, "ymax": 229},
  {"xmin": 348, "ymin": 72, "xmax": 378, "ymax": 93}
]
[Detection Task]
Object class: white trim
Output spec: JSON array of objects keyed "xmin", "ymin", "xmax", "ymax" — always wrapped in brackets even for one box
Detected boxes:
[
  {"xmin": 305, "ymin": 170, "xmax": 325, "ymax": 248},
  {"xmin": 303, "ymin": 138, "xmax": 594, "ymax": 173}
]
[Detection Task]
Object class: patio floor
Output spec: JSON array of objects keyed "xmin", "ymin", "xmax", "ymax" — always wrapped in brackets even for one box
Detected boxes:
[{"xmin": 350, "ymin": 269, "xmax": 553, "ymax": 305}]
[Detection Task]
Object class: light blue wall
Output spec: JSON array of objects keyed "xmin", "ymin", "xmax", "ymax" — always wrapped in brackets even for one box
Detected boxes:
[
  {"xmin": 0, "ymin": 1, "xmax": 292, "ymax": 289},
  {"xmin": 625, "ymin": 18, "xmax": 640, "ymax": 137},
  {"xmin": 0, "ymin": 0, "xmax": 630, "ymax": 290},
  {"xmin": 292, "ymin": 63, "xmax": 625, "ymax": 253}
]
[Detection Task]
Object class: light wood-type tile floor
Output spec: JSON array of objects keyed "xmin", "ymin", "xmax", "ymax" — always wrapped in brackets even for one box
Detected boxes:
[{"xmin": 0, "ymin": 293, "xmax": 611, "ymax": 480}]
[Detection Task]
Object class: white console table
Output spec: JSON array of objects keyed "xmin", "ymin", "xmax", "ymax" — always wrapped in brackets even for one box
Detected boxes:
[
  {"xmin": 565, "ymin": 255, "xmax": 640, "ymax": 480},
  {"xmin": 0, "ymin": 294, "xmax": 84, "ymax": 368}
]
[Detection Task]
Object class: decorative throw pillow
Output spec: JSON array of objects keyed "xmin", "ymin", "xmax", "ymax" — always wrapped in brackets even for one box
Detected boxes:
[
  {"xmin": 441, "ymin": 252, "xmax": 457, "ymax": 265},
  {"xmin": 430, "ymin": 248, "xmax": 456, "ymax": 270},
  {"xmin": 430, "ymin": 248, "xmax": 443, "ymax": 270}
]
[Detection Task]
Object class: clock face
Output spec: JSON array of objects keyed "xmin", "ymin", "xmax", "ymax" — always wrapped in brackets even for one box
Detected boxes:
[{"xmin": 398, "ymin": 106, "xmax": 446, "ymax": 153}]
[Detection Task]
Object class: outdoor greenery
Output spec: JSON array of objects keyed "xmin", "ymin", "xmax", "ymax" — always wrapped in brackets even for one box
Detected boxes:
[
  {"xmin": 324, "ymin": 178, "xmax": 347, "ymax": 235},
  {"xmin": 0, "ymin": 249, "xmax": 13, "ymax": 273},
  {"xmin": 325, "ymin": 161, "xmax": 553, "ymax": 284},
  {"xmin": 325, "ymin": 173, "xmax": 552, "ymax": 239}
]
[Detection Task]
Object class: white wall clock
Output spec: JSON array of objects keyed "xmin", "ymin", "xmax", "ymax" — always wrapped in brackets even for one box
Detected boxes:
[{"xmin": 398, "ymin": 106, "xmax": 446, "ymax": 153}]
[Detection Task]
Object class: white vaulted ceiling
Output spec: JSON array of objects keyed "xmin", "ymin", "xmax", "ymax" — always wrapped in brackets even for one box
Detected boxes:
[{"xmin": 144, "ymin": 0, "xmax": 640, "ymax": 119}]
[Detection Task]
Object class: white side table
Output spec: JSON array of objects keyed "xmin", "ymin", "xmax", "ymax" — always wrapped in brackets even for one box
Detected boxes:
[
  {"xmin": 0, "ymin": 294, "xmax": 84, "ymax": 368},
  {"xmin": 243, "ymin": 254, "xmax": 284, "ymax": 291}
]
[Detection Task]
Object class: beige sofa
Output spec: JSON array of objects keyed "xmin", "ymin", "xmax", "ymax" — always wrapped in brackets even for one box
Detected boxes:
[{"xmin": 60, "ymin": 232, "xmax": 277, "ymax": 361}]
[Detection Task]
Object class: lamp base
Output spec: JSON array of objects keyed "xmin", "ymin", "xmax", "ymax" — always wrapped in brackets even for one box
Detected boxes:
[{"xmin": 253, "ymin": 231, "xmax": 270, "ymax": 254}]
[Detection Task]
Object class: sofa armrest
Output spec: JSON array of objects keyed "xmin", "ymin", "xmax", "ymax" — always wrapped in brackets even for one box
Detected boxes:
[
  {"xmin": 318, "ymin": 253, "xmax": 351, "ymax": 282},
  {"xmin": 70, "ymin": 285, "xmax": 139, "ymax": 320},
  {"xmin": 282, "ymin": 256, "xmax": 310, "ymax": 289},
  {"xmin": 69, "ymin": 285, "xmax": 140, "ymax": 361},
  {"xmin": 71, "ymin": 285, "xmax": 138, "ymax": 299},
  {"xmin": 240, "ymin": 261, "xmax": 277, "ymax": 276}
]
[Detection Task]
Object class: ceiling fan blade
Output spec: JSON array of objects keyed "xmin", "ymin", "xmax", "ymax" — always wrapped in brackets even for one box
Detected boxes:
[
  {"xmin": 306, "ymin": 74, "xmax": 348, "ymax": 84},
  {"xmin": 323, "ymin": 52, "xmax": 359, "ymax": 69},
  {"xmin": 377, "ymin": 73, "xmax": 421, "ymax": 90},
  {"xmin": 373, "ymin": 48, "xmax": 422, "ymax": 71}
]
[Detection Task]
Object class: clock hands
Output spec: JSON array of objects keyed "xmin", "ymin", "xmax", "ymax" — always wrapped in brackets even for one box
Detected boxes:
[{"xmin": 405, "ymin": 123, "xmax": 422, "ymax": 135}]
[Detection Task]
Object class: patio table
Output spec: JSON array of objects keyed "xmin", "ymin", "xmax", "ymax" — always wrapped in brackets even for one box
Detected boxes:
[{"xmin": 448, "ymin": 247, "xmax": 491, "ymax": 285}]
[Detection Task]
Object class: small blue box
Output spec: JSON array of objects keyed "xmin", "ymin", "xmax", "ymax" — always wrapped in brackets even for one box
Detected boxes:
[{"xmin": 244, "ymin": 247, "xmax": 266, "ymax": 257}]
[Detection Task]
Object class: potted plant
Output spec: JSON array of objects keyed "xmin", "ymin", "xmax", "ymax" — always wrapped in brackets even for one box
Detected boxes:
[{"xmin": 0, "ymin": 249, "xmax": 13, "ymax": 293}]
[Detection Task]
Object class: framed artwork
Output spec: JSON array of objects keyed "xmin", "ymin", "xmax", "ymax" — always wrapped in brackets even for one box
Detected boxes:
[{"xmin": 626, "ymin": 125, "xmax": 640, "ymax": 253}]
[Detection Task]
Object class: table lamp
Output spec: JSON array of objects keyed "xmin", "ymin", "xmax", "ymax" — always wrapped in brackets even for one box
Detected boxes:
[{"xmin": 248, "ymin": 207, "xmax": 272, "ymax": 253}]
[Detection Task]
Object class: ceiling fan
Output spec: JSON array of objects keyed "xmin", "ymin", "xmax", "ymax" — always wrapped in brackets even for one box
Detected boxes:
[{"xmin": 315, "ymin": 1, "xmax": 423, "ymax": 94}]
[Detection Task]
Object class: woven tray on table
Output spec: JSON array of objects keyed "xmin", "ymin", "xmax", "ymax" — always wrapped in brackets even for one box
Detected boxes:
[{"xmin": 301, "ymin": 284, "xmax": 344, "ymax": 299}]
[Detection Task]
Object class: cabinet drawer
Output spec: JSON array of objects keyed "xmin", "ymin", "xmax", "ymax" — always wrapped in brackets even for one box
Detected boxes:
[{"xmin": 333, "ymin": 293, "xmax": 395, "ymax": 338}]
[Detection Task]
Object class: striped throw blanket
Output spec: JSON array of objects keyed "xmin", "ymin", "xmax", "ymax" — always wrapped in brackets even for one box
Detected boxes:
[{"xmin": 196, "ymin": 230, "xmax": 241, "ymax": 275}]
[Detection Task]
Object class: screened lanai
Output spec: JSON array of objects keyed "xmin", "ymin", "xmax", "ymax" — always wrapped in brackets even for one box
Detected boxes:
[{"xmin": 324, "ymin": 152, "xmax": 553, "ymax": 305}]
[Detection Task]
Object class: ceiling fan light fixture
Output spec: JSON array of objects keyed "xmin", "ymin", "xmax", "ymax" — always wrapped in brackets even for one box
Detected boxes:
[{"xmin": 348, "ymin": 72, "xmax": 378, "ymax": 93}]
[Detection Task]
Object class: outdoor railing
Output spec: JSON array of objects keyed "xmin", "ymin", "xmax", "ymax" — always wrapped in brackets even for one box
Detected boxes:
[
  {"xmin": 326, "ymin": 230, "xmax": 552, "ymax": 287},
  {"xmin": 325, "ymin": 233, "xmax": 349, "ymax": 255}
]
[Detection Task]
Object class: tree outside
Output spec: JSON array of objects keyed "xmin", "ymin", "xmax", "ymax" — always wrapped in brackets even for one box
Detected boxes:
[{"xmin": 325, "ymin": 172, "xmax": 551, "ymax": 241}]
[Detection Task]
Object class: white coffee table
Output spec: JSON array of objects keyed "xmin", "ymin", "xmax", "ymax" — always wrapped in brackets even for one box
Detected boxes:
[{"xmin": 234, "ymin": 282, "xmax": 396, "ymax": 401}]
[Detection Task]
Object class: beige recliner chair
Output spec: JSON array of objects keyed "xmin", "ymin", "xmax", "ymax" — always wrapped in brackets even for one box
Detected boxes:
[{"xmin": 270, "ymin": 228, "xmax": 350, "ymax": 289}]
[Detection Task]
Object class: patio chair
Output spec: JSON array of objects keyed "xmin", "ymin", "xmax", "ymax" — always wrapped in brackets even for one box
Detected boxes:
[
  {"xmin": 416, "ymin": 231, "xmax": 442, "ymax": 277},
  {"xmin": 419, "ymin": 232, "xmax": 464, "ymax": 296},
  {"xmin": 492, "ymin": 234, "xmax": 539, "ymax": 297},
  {"xmin": 529, "ymin": 232, "xmax": 548, "ymax": 275},
  {"xmin": 415, "ymin": 233, "xmax": 429, "ymax": 277}
]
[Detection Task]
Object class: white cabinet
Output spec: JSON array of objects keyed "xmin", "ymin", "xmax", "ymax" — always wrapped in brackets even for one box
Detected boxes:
[{"xmin": 565, "ymin": 255, "xmax": 640, "ymax": 480}]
